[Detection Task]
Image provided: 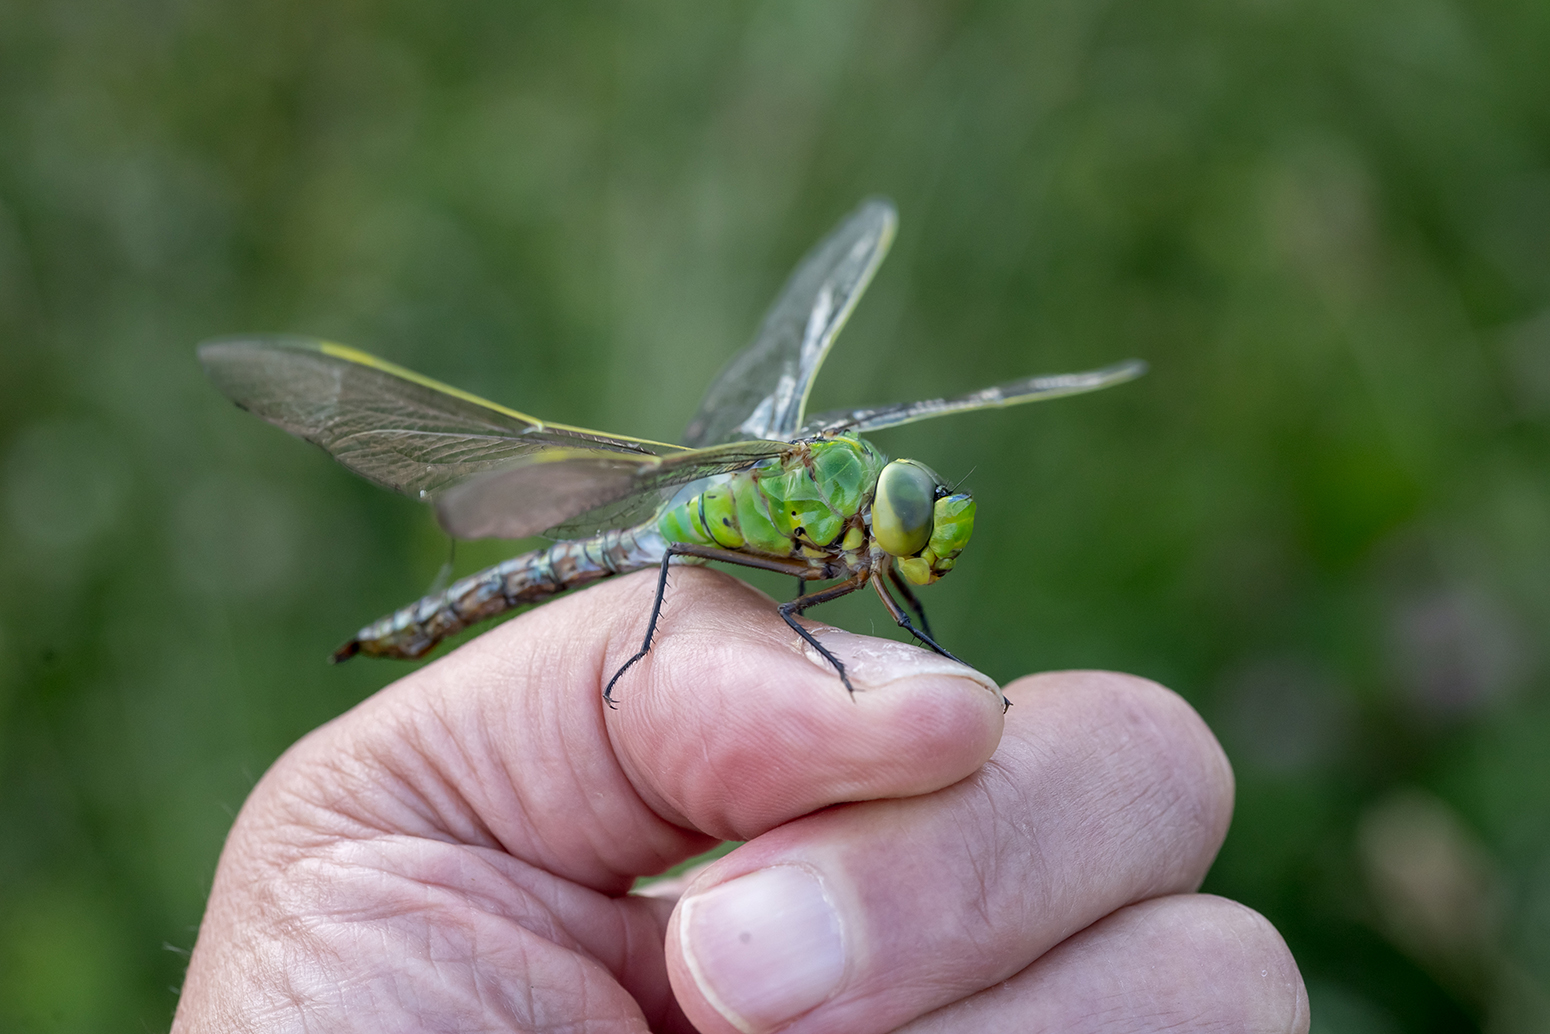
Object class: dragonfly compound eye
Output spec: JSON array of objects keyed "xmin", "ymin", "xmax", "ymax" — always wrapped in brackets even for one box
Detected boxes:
[{"xmin": 873, "ymin": 459, "xmax": 939, "ymax": 557}]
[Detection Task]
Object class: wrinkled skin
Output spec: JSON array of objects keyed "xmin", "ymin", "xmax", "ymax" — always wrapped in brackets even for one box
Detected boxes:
[{"xmin": 173, "ymin": 568, "xmax": 1309, "ymax": 1034}]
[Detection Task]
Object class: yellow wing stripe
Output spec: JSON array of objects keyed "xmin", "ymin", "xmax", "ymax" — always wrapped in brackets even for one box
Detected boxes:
[{"xmin": 318, "ymin": 342, "xmax": 687, "ymax": 452}]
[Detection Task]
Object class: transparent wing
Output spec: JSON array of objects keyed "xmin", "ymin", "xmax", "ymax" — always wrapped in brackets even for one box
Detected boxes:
[
  {"xmin": 199, "ymin": 336, "xmax": 685, "ymax": 499},
  {"xmin": 682, "ymin": 198, "xmax": 897, "ymax": 448},
  {"xmin": 800, "ymin": 359, "xmax": 1147, "ymax": 436},
  {"xmin": 434, "ymin": 440, "xmax": 789, "ymax": 540}
]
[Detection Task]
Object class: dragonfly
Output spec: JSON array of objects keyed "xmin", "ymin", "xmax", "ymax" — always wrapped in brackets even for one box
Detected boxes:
[{"xmin": 200, "ymin": 198, "xmax": 1144, "ymax": 703}]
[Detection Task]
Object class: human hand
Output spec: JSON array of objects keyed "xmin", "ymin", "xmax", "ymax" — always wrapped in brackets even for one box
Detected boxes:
[{"xmin": 172, "ymin": 567, "xmax": 1308, "ymax": 1033}]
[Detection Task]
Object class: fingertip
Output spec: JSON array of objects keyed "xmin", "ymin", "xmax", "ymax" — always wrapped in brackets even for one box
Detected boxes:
[
  {"xmin": 1161, "ymin": 895, "xmax": 1310, "ymax": 1034},
  {"xmin": 911, "ymin": 894, "xmax": 1309, "ymax": 1034},
  {"xmin": 599, "ymin": 569, "xmax": 1005, "ymax": 839},
  {"xmin": 1007, "ymin": 669, "xmax": 1234, "ymax": 798},
  {"xmin": 999, "ymin": 669, "xmax": 1237, "ymax": 890}
]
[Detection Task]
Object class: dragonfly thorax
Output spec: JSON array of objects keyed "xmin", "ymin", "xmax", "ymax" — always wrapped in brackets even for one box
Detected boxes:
[
  {"xmin": 652, "ymin": 436, "xmax": 975, "ymax": 587},
  {"xmin": 655, "ymin": 435, "xmax": 882, "ymax": 560}
]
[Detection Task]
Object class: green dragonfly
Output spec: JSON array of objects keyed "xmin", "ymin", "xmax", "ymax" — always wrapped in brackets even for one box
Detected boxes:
[{"xmin": 200, "ymin": 199, "xmax": 1144, "ymax": 703}]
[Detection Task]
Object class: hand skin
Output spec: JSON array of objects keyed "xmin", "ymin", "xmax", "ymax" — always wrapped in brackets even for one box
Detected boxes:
[{"xmin": 172, "ymin": 567, "xmax": 1309, "ymax": 1034}]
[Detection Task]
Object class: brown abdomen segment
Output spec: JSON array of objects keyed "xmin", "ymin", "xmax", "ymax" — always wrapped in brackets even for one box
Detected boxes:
[{"xmin": 332, "ymin": 526, "xmax": 665, "ymax": 661}]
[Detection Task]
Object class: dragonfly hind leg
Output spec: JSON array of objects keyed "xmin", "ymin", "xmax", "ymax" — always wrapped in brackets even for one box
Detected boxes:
[
  {"xmin": 603, "ymin": 549, "xmax": 678, "ymax": 708},
  {"xmin": 778, "ymin": 571, "xmax": 871, "ymax": 697}
]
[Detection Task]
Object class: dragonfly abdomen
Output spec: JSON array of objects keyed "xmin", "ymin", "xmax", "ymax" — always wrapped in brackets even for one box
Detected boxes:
[{"xmin": 334, "ymin": 525, "xmax": 668, "ymax": 661}]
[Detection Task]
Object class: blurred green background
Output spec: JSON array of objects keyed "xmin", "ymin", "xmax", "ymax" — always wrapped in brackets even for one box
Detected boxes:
[{"xmin": 2, "ymin": 0, "xmax": 1548, "ymax": 1030}]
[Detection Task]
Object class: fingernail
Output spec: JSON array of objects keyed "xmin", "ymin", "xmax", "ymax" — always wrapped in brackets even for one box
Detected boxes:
[
  {"xmin": 678, "ymin": 866, "xmax": 846, "ymax": 1033},
  {"xmin": 804, "ymin": 627, "xmax": 1002, "ymax": 698}
]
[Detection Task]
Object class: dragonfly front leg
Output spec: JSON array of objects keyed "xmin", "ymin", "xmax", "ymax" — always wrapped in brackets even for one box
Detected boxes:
[
  {"xmin": 885, "ymin": 564, "xmax": 933, "ymax": 639},
  {"xmin": 870, "ymin": 571, "xmax": 979, "ymax": 673},
  {"xmin": 870, "ymin": 572, "xmax": 1006, "ymax": 710},
  {"xmin": 778, "ymin": 570, "xmax": 871, "ymax": 696}
]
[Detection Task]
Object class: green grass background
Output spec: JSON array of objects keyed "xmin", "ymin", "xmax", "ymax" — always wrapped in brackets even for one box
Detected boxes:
[{"xmin": 2, "ymin": 0, "xmax": 1548, "ymax": 1030}]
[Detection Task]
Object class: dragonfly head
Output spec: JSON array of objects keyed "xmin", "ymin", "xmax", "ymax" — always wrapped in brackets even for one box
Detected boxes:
[{"xmin": 871, "ymin": 459, "xmax": 976, "ymax": 586}]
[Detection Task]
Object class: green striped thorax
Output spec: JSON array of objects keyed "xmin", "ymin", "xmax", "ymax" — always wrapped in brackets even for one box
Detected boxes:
[{"xmin": 656, "ymin": 434, "xmax": 976, "ymax": 586}]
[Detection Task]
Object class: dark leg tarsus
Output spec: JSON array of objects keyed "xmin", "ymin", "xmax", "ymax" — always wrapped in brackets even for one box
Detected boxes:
[
  {"xmin": 894, "ymin": 615, "xmax": 966, "ymax": 666},
  {"xmin": 779, "ymin": 572, "xmax": 870, "ymax": 697},
  {"xmin": 779, "ymin": 612, "xmax": 855, "ymax": 696},
  {"xmin": 886, "ymin": 565, "xmax": 933, "ymax": 639},
  {"xmin": 872, "ymin": 573, "xmax": 1009, "ymax": 711},
  {"xmin": 871, "ymin": 571, "xmax": 963, "ymax": 661},
  {"xmin": 602, "ymin": 540, "xmax": 866, "ymax": 706},
  {"xmin": 604, "ymin": 548, "xmax": 677, "ymax": 708}
]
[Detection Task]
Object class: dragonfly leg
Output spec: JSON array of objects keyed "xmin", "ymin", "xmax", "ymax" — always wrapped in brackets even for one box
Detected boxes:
[
  {"xmin": 796, "ymin": 577, "xmax": 807, "ymax": 598},
  {"xmin": 778, "ymin": 571, "xmax": 871, "ymax": 697},
  {"xmin": 603, "ymin": 540, "xmax": 855, "ymax": 701},
  {"xmin": 603, "ymin": 549, "xmax": 677, "ymax": 709},
  {"xmin": 886, "ymin": 564, "xmax": 933, "ymax": 639},
  {"xmin": 870, "ymin": 572, "xmax": 1005, "ymax": 709}
]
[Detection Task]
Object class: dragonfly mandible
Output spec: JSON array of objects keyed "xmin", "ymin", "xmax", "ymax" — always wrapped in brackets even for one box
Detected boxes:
[{"xmin": 200, "ymin": 199, "xmax": 1145, "ymax": 704}]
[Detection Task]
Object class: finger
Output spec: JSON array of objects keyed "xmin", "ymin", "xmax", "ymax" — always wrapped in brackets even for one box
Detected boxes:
[
  {"xmin": 181, "ymin": 564, "xmax": 1004, "ymax": 1033},
  {"xmin": 664, "ymin": 671, "xmax": 1236, "ymax": 1034},
  {"xmin": 897, "ymin": 894, "xmax": 1309, "ymax": 1034},
  {"xmin": 600, "ymin": 567, "xmax": 1006, "ymax": 840},
  {"xmin": 320, "ymin": 565, "xmax": 1003, "ymax": 888}
]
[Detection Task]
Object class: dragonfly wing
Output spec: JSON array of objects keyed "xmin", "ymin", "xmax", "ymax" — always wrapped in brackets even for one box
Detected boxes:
[
  {"xmin": 682, "ymin": 198, "xmax": 897, "ymax": 447},
  {"xmin": 434, "ymin": 440, "xmax": 789, "ymax": 540},
  {"xmin": 540, "ymin": 488, "xmax": 680, "ymax": 541},
  {"xmin": 800, "ymin": 359, "xmax": 1147, "ymax": 436},
  {"xmin": 199, "ymin": 336, "xmax": 685, "ymax": 499}
]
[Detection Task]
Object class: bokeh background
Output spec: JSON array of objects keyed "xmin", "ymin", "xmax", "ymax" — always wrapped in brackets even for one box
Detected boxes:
[{"xmin": 2, "ymin": 0, "xmax": 1548, "ymax": 1030}]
